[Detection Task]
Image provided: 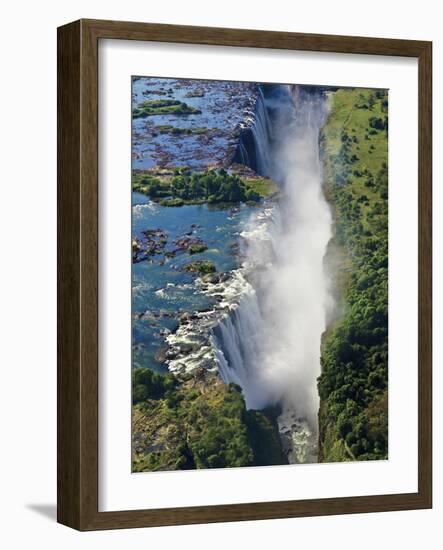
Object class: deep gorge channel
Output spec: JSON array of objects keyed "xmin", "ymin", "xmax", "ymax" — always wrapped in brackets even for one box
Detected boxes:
[{"xmin": 212, "ymin": 84, "xmax": 333, "ymax": 463}]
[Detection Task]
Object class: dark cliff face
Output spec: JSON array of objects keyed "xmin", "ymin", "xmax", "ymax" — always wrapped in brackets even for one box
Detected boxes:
[
  {"xmin": 232, "ymin": 84, "xmax": 279, "ymax": 176},
  {"xmin": 232, "ymin": 127, "xmax": 259, "ymax": 172},
  {"xmin": 233, "ymin": 83, "xmax": 334, "ymax": 178}
]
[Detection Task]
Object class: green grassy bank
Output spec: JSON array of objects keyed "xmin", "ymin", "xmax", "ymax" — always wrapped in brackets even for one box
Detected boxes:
[{"xmin": 318, "ymin": 88, "xmax": 389, "ymax": 462}]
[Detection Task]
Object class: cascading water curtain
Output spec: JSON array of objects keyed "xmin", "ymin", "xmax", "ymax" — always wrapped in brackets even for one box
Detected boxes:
[{"xmin": 212, "ymin": 84, "xmax": 333, "ymax": 462}]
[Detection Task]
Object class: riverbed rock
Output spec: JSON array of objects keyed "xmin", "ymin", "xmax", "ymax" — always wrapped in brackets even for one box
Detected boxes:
[
  {"xmin": 200, "ymin": 273, "xmax": 221, "ymax": 284},
  {"xmin": 154, "ymin": 346, "xmax": 169, "ymax": 364},
  {"xmin": 173, "ymin": 235, "xmax": 207, "ymax": 255},
  {"xmin": 133, "ymin": 228, "xmax": 169, "ymax": 263}
]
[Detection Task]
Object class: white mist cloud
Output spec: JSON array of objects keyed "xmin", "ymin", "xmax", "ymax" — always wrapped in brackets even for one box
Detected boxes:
[
  {"xmin": 214, "ymin": 86, "xmax": 333, "ymax": 430},
  {"xmin": 255, "ymin": 91, "xmax": 333, "ymax": 426}
]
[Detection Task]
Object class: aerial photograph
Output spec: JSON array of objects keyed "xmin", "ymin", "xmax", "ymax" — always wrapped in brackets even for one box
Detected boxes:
[{"xmin": 130, "ymin": 76, "xmax": 388, "ymax": 472}]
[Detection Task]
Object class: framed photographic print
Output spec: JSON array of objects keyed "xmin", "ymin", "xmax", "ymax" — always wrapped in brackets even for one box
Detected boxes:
[{"xmin": 57, "ymin": 19, "xmax": 432, "ymax": 530}]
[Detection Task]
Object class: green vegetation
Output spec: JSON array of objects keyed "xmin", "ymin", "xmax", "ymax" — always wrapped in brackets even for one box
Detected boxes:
[
  {"xmin": 132, "ymin": 369, "xmax": 287, "ymax": 471},
  {"xmin": 153, "ymin": 124, "xmax": 208, "ymax": 135},
  {"xmin": 159, "ymin": 198, "xmax": 186, "ymax": 207},
  {"xmin": 185, "ymin": 260, "xmax": 216, "ymax": 275},
  {"xmin": 188, "ymin": 243, "xmax": 208, "ymax": 255},
  {"xmin": 245, "ymin": 405, "xmax": 287, "ymax": 466},
  {"xmin": 133, "ymin": 367, "xmax": 178, "ymax": 403},
  {"xmin": 133, "ymin": 99, "xmax": 202, "ymax": 118},
  {"xmin": 133, "ymin": 168, "xmax": 275, "ymax": 205},
  {"xmin": 170, "ymin": 169, "xmax": 260, "ymax": 203},
  {"xmin": 318, "ymin": 88, "xmax": 388, "ymax": 462},
  {"xmin": 241, "ymin": 177, "xmax": 278, "ymax": 198},
  {"xmin": 133, "ymin": 173, "xmax": 171, "ymax": 197}
]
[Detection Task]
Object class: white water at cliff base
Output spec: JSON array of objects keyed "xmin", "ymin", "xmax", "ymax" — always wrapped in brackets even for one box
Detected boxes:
[{"xmin": 212, "ymin": 85, "xmax": 333, "ymax": 463}]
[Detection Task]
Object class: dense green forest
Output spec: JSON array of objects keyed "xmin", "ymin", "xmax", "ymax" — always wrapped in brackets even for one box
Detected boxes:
[
  {"xmin": 132, "ymin": 367, "xmax": 286, "ymax": 471},
  {"xmin": 318, "ymin": 88, "xmax": 388, "ymax": 462},
  {"xmin": 133, "ymin": 168, "xmax": 277, "ymax": 205}
]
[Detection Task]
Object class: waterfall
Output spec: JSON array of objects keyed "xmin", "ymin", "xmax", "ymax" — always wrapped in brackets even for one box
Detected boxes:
[
  {"xmin": 212, "ymin": 284, "xmax": 269, "ymax": 410},
  {"xmin": 234, "ymin": 87, "xmax": 273, "ymax": 175},
  {"xmin": 213, "ymin": 84, "xmax": 333, "ymax": 462}
]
